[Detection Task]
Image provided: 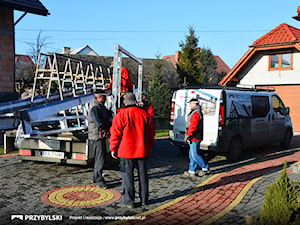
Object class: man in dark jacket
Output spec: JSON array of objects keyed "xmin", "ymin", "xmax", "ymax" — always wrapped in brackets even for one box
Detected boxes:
[
  {"xmin": 184, "ymin": 98, "xmax": 209, "ymax": 177},
  {"xmin": 109, "ymin": 92, "xmax": 155, "ymax": 208},
  {"xmin": 87, "ymin": 89, "xmax": 112, "ymax": 189},
  {"xmin": 140, "ymin": 92, "xmax": 154, "ymax": 118}
]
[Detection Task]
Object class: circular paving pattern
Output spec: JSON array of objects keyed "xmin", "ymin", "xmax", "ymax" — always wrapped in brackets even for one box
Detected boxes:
[{"xmin": 41, "ymin": 185, "xmax": 121, "ymax": 208}]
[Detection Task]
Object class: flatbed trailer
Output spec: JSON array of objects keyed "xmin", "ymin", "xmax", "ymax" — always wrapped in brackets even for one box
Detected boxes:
[{"xmin": 11, "ymin": 44, "xmax": 143, "ymax": 165}]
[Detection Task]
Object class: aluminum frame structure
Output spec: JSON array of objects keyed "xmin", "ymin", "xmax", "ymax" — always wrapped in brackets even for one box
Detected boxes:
[
  {"xmin": 19, "ymin": 53, "xmax": 112, "ymax": 135},
  {"xmin": 31, "ymin": 53, "xmax": 111, "ymax": 100},
  {"xmin": 20, "ymin": 93, "xmax": 94, "ymax": 136},
  {"xmin": 111, "ymin": 44, "xmax": 143, "ymax": 114}
]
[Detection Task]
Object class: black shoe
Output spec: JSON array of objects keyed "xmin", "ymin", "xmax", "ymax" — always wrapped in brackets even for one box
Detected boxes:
[
  {"xmin": 96, "ymin": 181, "xmax": 107, "ymax": 189},
  {"xmin": 141, "ymin": 201, "xmax": 148, "ymax": 206}
]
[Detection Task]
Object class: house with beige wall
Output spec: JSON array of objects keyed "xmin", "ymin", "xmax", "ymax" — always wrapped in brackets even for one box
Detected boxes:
[{"xmin": 219, "ymin": 23, "xmax": 300, "ymax": 131}]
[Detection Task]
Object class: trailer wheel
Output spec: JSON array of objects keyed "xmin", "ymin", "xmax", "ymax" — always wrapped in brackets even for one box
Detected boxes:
[
  {"xmin": 226, "ymin": 136, "xmax": 242, "ymax": 162},
  {"xmin": 280, "ymin": 129, "xmax": 293, "ymax": 148}
]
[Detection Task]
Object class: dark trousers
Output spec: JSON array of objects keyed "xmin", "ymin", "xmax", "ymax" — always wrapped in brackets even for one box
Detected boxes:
[
  {"xmin": 89, "ymin": 139, "xmax": 106, "ymax": 183},
  {"xmin": 120, "ymin": 158, "xmax": 148, "ymax": 205}
]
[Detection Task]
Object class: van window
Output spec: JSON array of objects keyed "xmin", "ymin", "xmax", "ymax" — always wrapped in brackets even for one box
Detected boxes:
[
  {"xmin": 251, "ymin": 96, "xmax": 270, "ymax": 117},
  {"xmin": 195, "ymin": 94, "xmax": 217, "ymax": 115},
  {"xmin": 272, "ymin": 95, "xmax": 285, "ymax": 115}
]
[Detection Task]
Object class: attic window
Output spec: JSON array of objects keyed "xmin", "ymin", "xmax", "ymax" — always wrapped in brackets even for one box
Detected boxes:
[{"xmin": 269, "ymin": 53, "xmax": 293, "ymax": 70}]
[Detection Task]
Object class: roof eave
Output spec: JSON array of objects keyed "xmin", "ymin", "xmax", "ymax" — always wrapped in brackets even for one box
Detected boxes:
[
  {"xmin": 251, "ymin": 41, "xmax": 300, "ymax": 49},
  {"xmin": 219, "ymin": 47, "xmax": 255, "ymax": 86},
  {"xmin": 0, "ymin": 2, "xmax": 49, "ymax": 16}
]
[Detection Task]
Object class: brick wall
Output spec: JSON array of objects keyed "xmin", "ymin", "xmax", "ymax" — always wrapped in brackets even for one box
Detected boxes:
[{"xmin": 0, "ymin": 8, "xmax": 15, "ymax": 92}]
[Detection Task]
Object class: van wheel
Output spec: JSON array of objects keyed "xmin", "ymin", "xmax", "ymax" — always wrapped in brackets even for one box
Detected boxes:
[
  {"xmin": 280, "ymin": 129, "xmax": 293, "ymax": 148},
  {"xmin": 226, "ymin": 137, "xmax": 242, "ymax": 162}
]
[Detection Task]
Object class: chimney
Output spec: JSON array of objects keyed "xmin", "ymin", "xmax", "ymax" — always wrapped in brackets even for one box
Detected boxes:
[
  {"xmin": 63, "ymin": 47, "xmax": 71, "ymax": 54},
  {"xmin": 175, "ymin": 51, "xmax": 179, "ymax": 64}
]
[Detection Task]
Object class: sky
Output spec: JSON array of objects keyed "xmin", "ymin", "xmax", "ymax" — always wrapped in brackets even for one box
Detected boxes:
[{"xmin": 14, "ymin": 0, "xmax": 300, "ymax": 69}]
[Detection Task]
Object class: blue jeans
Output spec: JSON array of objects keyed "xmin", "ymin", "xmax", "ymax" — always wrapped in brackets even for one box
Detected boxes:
[{"xmin": 189, "ymin": 141, "xmax": 209, "ymax": 173}]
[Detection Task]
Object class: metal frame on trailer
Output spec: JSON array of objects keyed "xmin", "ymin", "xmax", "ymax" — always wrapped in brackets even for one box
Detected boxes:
[
  {"xmin": 27, "ymin": 53, "xmax": 112, "ymax": 132},
  {"xmin": 4, "ymin": 45, "xmax": 143, "ymax": 165},
  {"xmin": 111, "ymin": 44, "xmax": 143, "ymax": 114},
  {"xmin": 20, "ymin": 93, "xmax": 94, "ymax": 136}
]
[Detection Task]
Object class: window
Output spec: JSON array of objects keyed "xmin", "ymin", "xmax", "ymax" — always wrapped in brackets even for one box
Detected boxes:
[
  {"xmin": 269, "ymin": 53, "xmax": 293, "ymax": 70},
  {"xmin": 270, "ymin": 55, "xmax": 279, "ymax": 68},
  {"xmin": 251, "ymin": 96, "xmax": 270, "ymax": 117},
  {"xmin": 282, "ymin": 54, "xmax": 292, "ymax": 68},
  {"xmin": 272, "ymin": 95, "xmax": 285, "ymax": 116}
]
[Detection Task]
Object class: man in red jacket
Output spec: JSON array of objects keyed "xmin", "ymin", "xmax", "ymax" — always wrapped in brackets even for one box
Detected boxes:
[
  {"xmin": 105, "ymin": 67, "xmax": 133, "ymax": 94},
  {"xmin": 109, "ymin": 92, "xmax": 155, "ymax": 208},
  {"xmin": 184, "ymin": 98, "xmax": 209, "ymax": 177}
]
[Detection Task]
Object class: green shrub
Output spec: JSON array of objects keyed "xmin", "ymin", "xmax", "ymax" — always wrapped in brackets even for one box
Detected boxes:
[{"xmin": 258, "ymin": 161, "xmax": 300, "ymax": 225}]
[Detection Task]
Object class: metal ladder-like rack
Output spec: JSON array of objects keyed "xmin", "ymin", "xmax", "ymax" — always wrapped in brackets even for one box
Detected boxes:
[
  {"xmin": 24, "ymin": 53, "xmax": 112, "ymax": 135},
  {"xmin": 32, "ymin": 53, "xmax": 111, "ymax": 100}
]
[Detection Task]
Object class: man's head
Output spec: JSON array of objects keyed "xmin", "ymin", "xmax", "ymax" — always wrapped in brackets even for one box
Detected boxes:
[
  {"xmin": 94, "ymin": 89, "xmax": 107, "ymax": 103},
  {"xmin": 141, "ymin": 92, "xmax": 147, "ymax": 102},
  {"xmin": 188, "ymin": 98, "xmax": 199, "ymax": 109},
  {"xmin": 124, "ymin": 92, "xmax": 137, "ymax": 106}
]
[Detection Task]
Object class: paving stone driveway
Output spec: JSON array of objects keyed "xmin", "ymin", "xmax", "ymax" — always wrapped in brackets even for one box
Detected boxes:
[{"xmin": 1, "ymin": 136, "xmax": 300, "ymax": 225}]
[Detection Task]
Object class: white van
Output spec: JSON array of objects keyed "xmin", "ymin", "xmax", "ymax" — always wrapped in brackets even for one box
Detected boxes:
[{"xmin": 169, "ymin": 87, "xmax": 293, "ymax": 161}]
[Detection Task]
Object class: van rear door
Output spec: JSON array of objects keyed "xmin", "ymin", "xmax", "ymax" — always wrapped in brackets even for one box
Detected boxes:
[
  {"xmin": 171, "ymin": 89, "xmax": 221, "ymax": 149},
  {"xmin": 171, "ymin": 90, "xmax": 190, "ymax": 143}
]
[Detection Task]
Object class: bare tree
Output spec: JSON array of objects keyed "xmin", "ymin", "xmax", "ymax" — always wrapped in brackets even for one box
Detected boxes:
[
  {"xmin": 15, "ymin": 58, "xmax": 35, "ymax": 93},
  {"xmin": 25, "ymin": 30, "xmax": 52, "ymax": 64}
]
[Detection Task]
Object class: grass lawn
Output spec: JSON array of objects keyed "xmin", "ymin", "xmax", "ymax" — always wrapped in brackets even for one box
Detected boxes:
[
  {"xmin": 0, "ymin": 146, "xmax": 18, "ymax": 155},
  {"xmin": 155, "ymin": 129, "xmax": 169, "ymax": 138}
]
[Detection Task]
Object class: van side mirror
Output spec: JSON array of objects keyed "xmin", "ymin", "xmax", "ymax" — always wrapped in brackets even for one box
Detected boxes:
[{"xmin": 285, "ymin": 107, "xmax": 290, "ymax": 115}]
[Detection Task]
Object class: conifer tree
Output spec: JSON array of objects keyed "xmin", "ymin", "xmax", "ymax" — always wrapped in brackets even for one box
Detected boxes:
[
  {"xmin": 198, "ymin": 48, "xmax": 218, "ymax": 85},
  {"xmin": 176, "ymin": 26, "xmax": 219, "ymax": 86},
  {"xmin": 147, "ymin": 54, "xmax": 171, "ymax": 117},
  {"xmin": 177, "ymin": 26, "xmax": 202, "ymax": 85},
  {"xmin": 258, "ymin": 161, "xmax": 299, "ymax": 225}
]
